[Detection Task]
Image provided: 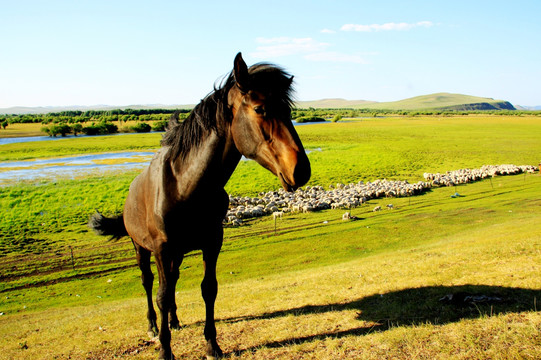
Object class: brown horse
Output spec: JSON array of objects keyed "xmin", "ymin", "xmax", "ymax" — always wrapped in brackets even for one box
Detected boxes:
[{"xmin": 89, "ymin": 53, "xmax": 310, "ymax": 359}]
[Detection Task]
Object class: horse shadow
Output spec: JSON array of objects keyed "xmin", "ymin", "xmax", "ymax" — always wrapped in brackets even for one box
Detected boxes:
[{"xmin": 218, "ymin": 284, "xmax": 540, "ymax": 356}]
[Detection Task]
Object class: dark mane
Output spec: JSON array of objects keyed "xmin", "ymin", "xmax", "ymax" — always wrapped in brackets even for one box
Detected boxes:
[
  {"xmin": 246, "ymin": 63, "xmax": 295, "ymax": 107},
  {"xmin": 161, "ymin": 62, "xmax": 294, "ymax": 162},
  {"xmin": 160, "ymin": 73, "xmax": 235, "ymax": 161}
]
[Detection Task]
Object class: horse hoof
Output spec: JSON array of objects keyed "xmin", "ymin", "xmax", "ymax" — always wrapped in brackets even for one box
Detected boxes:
[
  {"xmin": 206, "ymin": 340, "xmax": 223, "ymax": 359},
  {"xmin": 206, "ymin": 348, "xmax": 223, "ymax": 359},
  {"xmin": 158, "ymin": 352, "xmax": 175, "ymax": 360}
]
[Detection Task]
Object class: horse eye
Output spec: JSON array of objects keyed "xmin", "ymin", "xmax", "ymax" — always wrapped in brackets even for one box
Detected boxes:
[{"xmin": 254, "ymin": 106, "xmax": 265, "ymax": 115}]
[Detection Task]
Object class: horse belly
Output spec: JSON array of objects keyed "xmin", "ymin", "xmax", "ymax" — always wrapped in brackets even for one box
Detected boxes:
[
  {"xmin": 163, "ymin": 192, "xmax": 229, "ymax": 253},
  {"xmin": 124, "ymin": 170, "xmax": 167, "ymax": 252}
]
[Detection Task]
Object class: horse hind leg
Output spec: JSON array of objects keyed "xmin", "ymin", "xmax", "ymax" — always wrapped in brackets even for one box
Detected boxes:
[
  {"xmin": 201, "ymin": 248, "xmax": 223, "ymax": 359},
  {"xmin": 134, "ymin": 242, "xmax": 159, "ymax": 338}
]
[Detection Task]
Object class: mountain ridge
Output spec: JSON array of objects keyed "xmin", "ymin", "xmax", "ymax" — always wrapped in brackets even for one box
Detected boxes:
[
  {"xmin": 296, "ymin": 93, "xmax": 516, "ymax": 111},
  {"xmin": 0, "ymin": 93, "xmax": 532, "ymax": 114}
]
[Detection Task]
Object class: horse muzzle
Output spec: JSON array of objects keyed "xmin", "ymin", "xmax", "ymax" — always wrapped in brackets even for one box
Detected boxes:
[{"xmin": 278, "ymin": 150, "xmax": 311, "ymax": 192}]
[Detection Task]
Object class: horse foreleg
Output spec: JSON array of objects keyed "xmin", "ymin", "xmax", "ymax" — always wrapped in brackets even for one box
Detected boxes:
[
  {"xmin": 134, "ymin": 243, "xmax": 158, "ymax": 338},
  {"xmin": 168, "ymin": 262, "xmax": 181, "ymax": 330},
  {"xmin": 201, "ymin": 248, "xmax": 223, "ymax": 359},
  {"xmin": 155, "ymin": 249, "xmax": 183, "ymax": 360}
]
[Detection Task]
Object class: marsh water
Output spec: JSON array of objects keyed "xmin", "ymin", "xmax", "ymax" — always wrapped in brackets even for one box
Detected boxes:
[
  {"xmin": 0, "ymin": 121, "xmax": 326, "ymax": 185},
  {"xmin": 0, "ymin": 151, "xmax": 155, "ymax": 185}
]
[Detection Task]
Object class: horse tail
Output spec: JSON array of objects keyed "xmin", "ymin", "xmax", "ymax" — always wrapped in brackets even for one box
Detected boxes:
[{"xmin": 88, "ymin": 210, "xmax": 128, "ymax": 240}]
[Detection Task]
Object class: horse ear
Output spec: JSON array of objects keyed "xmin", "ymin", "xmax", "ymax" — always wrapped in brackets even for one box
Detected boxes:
[
  {"xmin": 288, "ymin": 75, "xmax": 294, "ymax": 87},
  {"xmin": 234, "ymin": 52, "xmax": 249, "ymax": 92}
]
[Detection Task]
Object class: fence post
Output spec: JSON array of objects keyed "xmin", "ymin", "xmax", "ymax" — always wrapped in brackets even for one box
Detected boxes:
[{"xmin": 69, "ymin": 246, "xmax": 75, "ymax": 270}]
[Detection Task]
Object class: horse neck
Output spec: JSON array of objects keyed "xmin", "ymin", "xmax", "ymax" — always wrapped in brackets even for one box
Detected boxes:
[{"xmin": 169, "ymin": 122, "xmax": 241, "ymax": 194}]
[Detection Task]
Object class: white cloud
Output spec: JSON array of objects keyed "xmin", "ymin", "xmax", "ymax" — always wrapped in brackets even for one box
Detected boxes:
[
  {"xmin": 251, "ymin": 37, "xmax": 373, "ymax": 65},
  {"xmin": 251, "ymin": 37, "xmax": 330, "ymax": 58},
  {"xmin": 341, "ymin": 21, "xmax": 434, "ymax": 32},
  {"xmin": 320, "ymin": 28, "xmax": 336, "ymax": 34}
]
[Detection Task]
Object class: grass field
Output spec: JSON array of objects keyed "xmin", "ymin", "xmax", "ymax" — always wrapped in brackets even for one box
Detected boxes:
[
  {"xmin": 228, "ymin": 115, "xmax": 541, "ymax": 194},
  {"xmin": 0, "ymin": 122, "xmax": 45, "ymax": 138},
  {"xmin": 0, "ymin": 115, "xmax": 540, "ymax": 359}
]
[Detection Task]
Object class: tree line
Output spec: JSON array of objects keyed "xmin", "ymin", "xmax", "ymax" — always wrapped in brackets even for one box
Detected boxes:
[
  {"xmin": 0, "ymin": 108, "xmax": 191, "ymax": 125},
  {"xmin": 1, "ymin": 107, "xmax": 539, "ymax": 137},
  {"xmin": 0, "ymin": 109, "xmax": 191, "ymax": 137},
  {"xmin": 2, "ymin": 107, "xmax": 540, "ymax": 126},
  {"xmin": 40, "ymin": 118, "xmax": 176, "ymax": 137},
  {"xmin": 292, "ymin": 108, "xmax": 541, "ymax": 118}
]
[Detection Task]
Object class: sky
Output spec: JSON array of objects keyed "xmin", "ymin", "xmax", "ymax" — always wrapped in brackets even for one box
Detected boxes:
[{"xmin": 1, "ymin": 0, "xmax": 540, "ymax": 108}]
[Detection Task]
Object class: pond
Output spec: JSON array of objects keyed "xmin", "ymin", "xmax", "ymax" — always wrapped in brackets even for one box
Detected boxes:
[
  {"xmin": 0, "ymin": 131, "xmax": 155, "ymax": 145},
  {"xmin": 0, "ymin": 152, "xmax": 155, "ymax": 185}
]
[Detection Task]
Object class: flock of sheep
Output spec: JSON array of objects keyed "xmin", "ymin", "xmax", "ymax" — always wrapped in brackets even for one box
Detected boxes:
[
  {"xmin": 423, "ymin": 164, "xmax": 537, "ymax": 186},
  {"xmin": 225, "ymin": 164, "xmax": 538, "ymax": 226}
]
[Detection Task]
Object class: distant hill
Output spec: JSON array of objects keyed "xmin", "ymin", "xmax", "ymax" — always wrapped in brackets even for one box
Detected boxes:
[
  {"xmin": 0, "ymin": 93, "xmax": 521, "ymax": 114},
  {"xmin": 295, "ymin": 98, "xmax": 377, "ymax": 109},
  {"xmin": 296, "ymin": 93, "xmax": 516, "ymax": 111},
  {"xmin": 361, "ymin": 93, "xmax": 515, "ymax": 111},
  {"xmin": 515, "ymin": 105, "xmax": 541, "ymax": 111}
]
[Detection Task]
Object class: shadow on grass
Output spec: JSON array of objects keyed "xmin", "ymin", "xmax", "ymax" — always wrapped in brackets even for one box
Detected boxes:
[{"xmin": 220, "ymin": 285, "xmax": 540, "ymax": 357}]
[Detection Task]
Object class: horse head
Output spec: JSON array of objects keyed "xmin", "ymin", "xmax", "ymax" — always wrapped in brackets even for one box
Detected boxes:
[{"xmin": 229, "ymin": 53, "xmax": 311, "ymax": 192}]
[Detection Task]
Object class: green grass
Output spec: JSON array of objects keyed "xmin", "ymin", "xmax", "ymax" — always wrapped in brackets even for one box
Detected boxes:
[
  {"xmin": 0, "ymin": 115, "xmax": 540, "ymax": 359},
  {"xmin": 0, "ymin": 174, "xmax": 540, "ymax": 359},
  {"xmin": 227, "ymin": 115, "xmax": 541, "ymax": 194},
  {"xmin": 2, "ymin": 115, "xmax": 540, "ymax": 256},
  {"xmin": 0, "ymin": 174, "xmax": 138, "ymax": 256}
]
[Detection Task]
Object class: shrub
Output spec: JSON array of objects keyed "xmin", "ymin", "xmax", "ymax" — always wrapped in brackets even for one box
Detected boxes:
[
  {"xmin": 82, "ymin": 124, "xmax": 101, "ymax": 136},
  {"xmin": 41, "ymin": 126, "xmax": 51, "ymax": 136},
  {"xmin": 41, "ymin": 123, "xmax": 72, "ymax": 137},
  {"xmin": 70, "ymin": 124, "xmax": 83, "ymax": 136},
  {"xmin": 82, "ymin": 122, "xmax": 118, "ymax": 135},
  {"xmin": 130, "ymin": 122, "xmax": 151, "ymax": 133},
  {"xmin": 103, "ymin": 122, "xmax": 118, "ymax": 134},
  {"xmin": 57, "ymin": 123, "xmax": 72, "ymax": 136},
  {"xmin": 152, "ymin": 119, "xmax": 169, "ymax": 132},
  {"xmin": 331, "ymin": 114, "xmax": 342, "ymax": 123}
]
